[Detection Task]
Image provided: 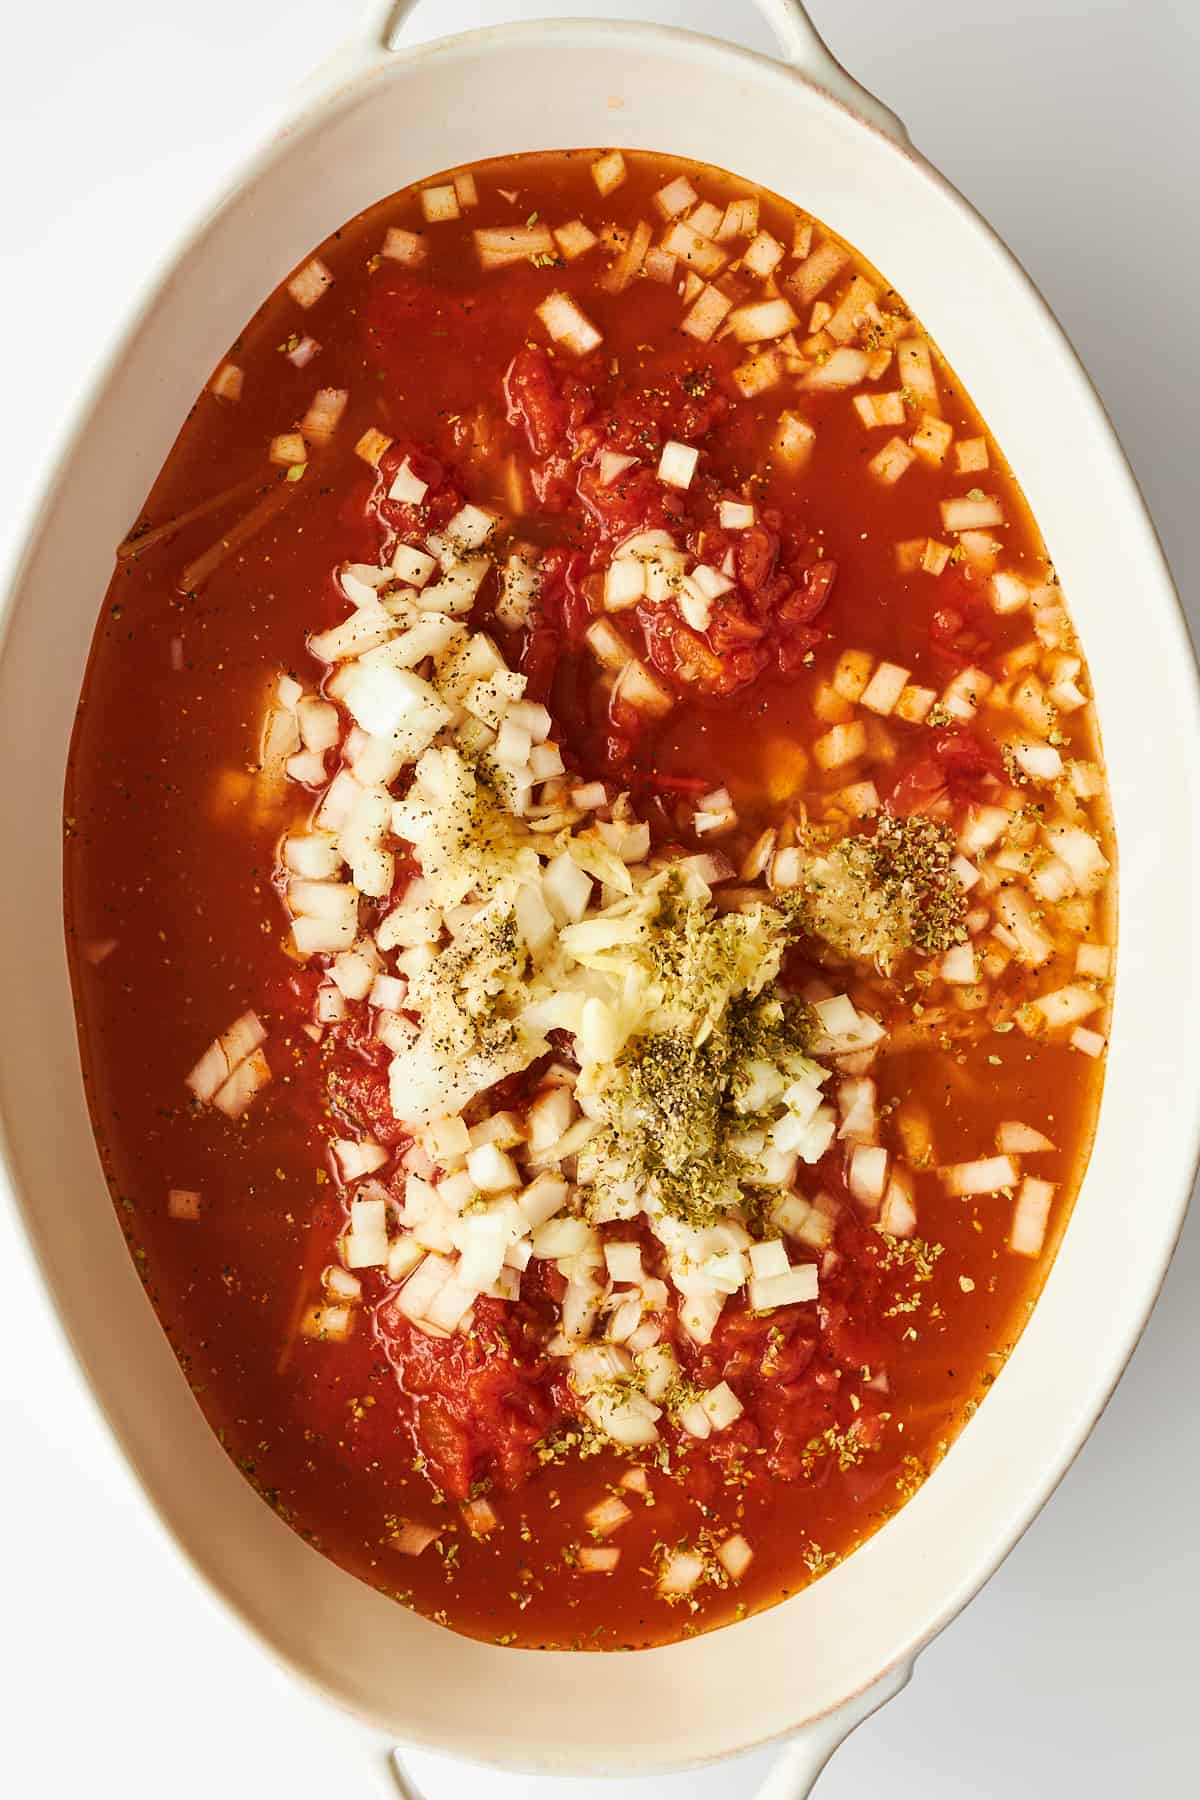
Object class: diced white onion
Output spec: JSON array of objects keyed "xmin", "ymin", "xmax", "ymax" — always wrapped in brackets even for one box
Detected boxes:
[
  {"xmin": 716, "ymin": 1534, "xmax": 754, "ymax": 1581},
  {"xmin": 996, "ymin": 1121, "xmax": 1055, "ymax": 1155},
  {"xmin": 1010, "ymin": 1177, "xmax": 1055, "ymax": 1257},
  {"xmin": 657, "ymin": 440, "xmax": 699, "ymax": 489},
  {"xmin": 578, "ymin": 1546, "xmax": 621, "ymax": 1573},
  {"xmin": 287, "ymin": 259, "xmax": 332, "ymax": 309},
  {"xmin": 748, "ymin": 1263, "xmax": 818, "ymax": 1311},
  {"xmin": 584, "ymin": 1495, "xmax": 632, "ymax": 1537},
  {"xmin": 848, "ymin": 1144, "xmax": 889, "ymax": 1206},
  {"xmin": 382, "ymin": 227, "xmax": 427, "ymax": 267},
  {"xmin": 941, "ymin": 1155, "xmax": 1019, "ymax": 1197},
  {"xmin": 537, "ymin": 290, "xmax": 602, "ymax": 356},
  {"xmin": 658, "ymin": 1550, "xmax": 705, "ymax": 1596},
  {"xmin": 391, "ymin": 1521, "xmax": 441, "ymax": 1556}
]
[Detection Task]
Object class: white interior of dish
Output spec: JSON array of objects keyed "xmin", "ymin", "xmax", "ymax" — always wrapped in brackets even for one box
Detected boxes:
[{"xmin": 1, "ymin": 20, "xmax": 1197, "ymax": 1777}]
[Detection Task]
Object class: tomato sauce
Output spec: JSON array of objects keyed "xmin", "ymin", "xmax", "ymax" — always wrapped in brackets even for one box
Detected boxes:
[{"xmin": 64, "ymin": 149, "xmax": 1112, "ymax": 1649}]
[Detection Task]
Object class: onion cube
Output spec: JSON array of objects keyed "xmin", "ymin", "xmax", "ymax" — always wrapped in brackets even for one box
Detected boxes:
[
  {"xmin": 300, "ymin": 386, "xmax": 347, "ymax": 443},
  {"xmin": 801, "ymin": 347, "xmax": 870, "ymax": 391},
  {"xmin": 859, "ymin": 661, "xmax": 910, "ymax": 716},
  {"xmin": 269, "ymin": 432, "xmax": 307, "ymax": 467},
  {"xmin": 526, "ymin": 1088, "xmax": 576, "ymax": 1158},
  {"xmin": 653, "ymin": 174, "xmax": 698, "ymax": 219},
  {"xmin": 382, "ymin": 227, "xmax": 427, "ymax": 266},
  {"xmin": 493, "ymin": 716, "xmax": 533, "ymax": 769},
  {"xmin": 996, "ymin": 1120, "xmax": 1055, "ymax": 1155},
  {"xmin": 528, "ymin": 741, "xmax": 564, "ymax": 781},
  {"xmin": 892, "ymin": 684, "xmax": 935, "ymax": 724},
  {"xmin": 662, "ymin": 221, "xmax": 726, "ymax": 278},
  {"xmin": 773, "ymin": 410, "xmax": 816, "ymax": 465},
  {"xmin": 941, "ymin": 493, "xmax": 1004, "ymax": 533},
  {"xmin": 301, "ymin": 1302, "xmax": 353, "ymax": 1342},
  {"xmin": 813, "ymin": 720, "xmax": 867, "ymax": 771},
  {"xmin": 390, "ymin": 1521, "xmax": 441, "ymax": 1557},
  {"xmin": 420, "ymin": 184, "xmax": 460, "ymax": 223},
  {"xmin": 829, "ymin": 649, "xmax": 874, "ymax": 702},
  {"xmin": 681, "ymin": 283, "xmax": 732, "ymax": 342},
  {"xmin": 542, "ymin": 851, "xmax": 592, "ymax": 925},
  {"xmin": 853, "ymin": 392, "xmax": 906, "ymax": 429},
  {"xmin": 604, "ymin": 557, "xmax": 645, "ymax": 610},
  {"xmin": 579, "ymin": 1545, "xmax": 621, "ymax": 1573},
  {"xmin": 939, "ymin": 941, "xmax": 977, "ymax": 986},
  {"xmin": 423, "ymin": 1117, "xmax": 468, "ymax": 1164},
  {"xmin": 659, "ymin": 1550, "xmax": 705, "ymax": 1597},
  {"xmin": 942, "ymin": 1155, "xmax": 1020, "ymax": 1197},
  {"xmin": 1074, "ymin": 944, "xmax": 1111, "ymax": 980},
  {"xmin": 743, "ymin": 230, "xmax": 785, "ymax": 277},
  {"xmin": 1010, "ymin": 1177, "xmax": 1055, "ymax": 1257},
  {"xmin": 389, "ymin": 459, "xmax": 429, "ymax": 505},
  {"xmin": 728, "ymin": 297, "xmax": 799, "ymax": 343},
  {"xmin": 869, "ymin": 436, "xmax": 916, "ymax": 485},
  {"xmin": 612, "ymin": 660, "xmax": 674, "ymax": 718},
  {"xmin": 466, "ymin": 1142, "xmax": 521, "ymax": 1194},
  {"xmin": 210, "ymin": 362, "xmax": 243, "ymax": 402},
  {"xmin": 514, "ymin": 882, "xmax": 556, "ymax": 957},
  {"xmin": 956, "ymin": 436, "xmax": 989, "ymax": 472},
  {"xmin": 604, "ymin": 1241, "xmax": 643, "ymax": 1284},
  {"xmin": 599, "ymin": 451, "xmax": 639, "ymax": 487},
  {"xmin": 553, "ymin": 219, "xmax": 598, "ymax": 261},
  {"xmin": 716, "ymin": 1534, "xmax": 754, "ymax": 1581},
  {"xmin": 657, "ymin": 440, "xmax": 699, "ymax": 489},
  {"xmin": 678, "ymin": 1401, "xmax": 711, "ymax": 1440},
  {"xmin": 848, "ymin": 1144, "xmax": 889, "ymax": 1205},
  {"xmin": 386, "ymin": 1236, "xmax": 425, "ymax": 1284},
  {"xmin": 584, "ymin": 1495, "xmax": 632, "ymax": 1537},
  {"xmin": 354, "ymin": 427, "xmax": 393, "ymax": 468},
  {"xmin": 392, "ymin": 543, "xmax": 436, "ymax": 587},
  {"xmin": 941, "ymin": 665, "xmax": 992, "ymax": 721},
  {"xmin": 536, "ymin": 290, "xmax": 602, "ymax": 356},
  {"xmin": 212, "ymin": 1048, "xmax": 271, "ymax": 1118},
  {"xmin": 1012, "ymin": 738, "xmax": 1064, "ymax": 782},
  {"xmin": 879, "ymin": 1171, "xmax": 918, "ymax": 1239},
  {"xmin": 700, "ymin": 1382, "xmax": 744, "ymax": 1431},
  {"xmin": 287, "ymin": 258, "xmax": 333, "ymax": 309},
  {"xmin": 473, "ymin": 224, "xmax": 555, "ymax": 269},
  {"xmin": 591, "ymin": 149, "xmax": 627, "ymax": 196},
  {"xmin": 897, "ymin": 337, "xmax": 940, "ymax": 413},
  {"xmin": 748, "ymin": 1263, "xmax": 818, "ymax": 1311},
  {"xmin": 910, "ymin": 415, "xmax": 954, "ymax": 465},
  {"xmin": 790, "ymin": 239, "xmax": 848, "ymax": 304},
  {"xmin": 425, "ymin": 1277, "xmax": 476, "ymax": 1332},
  {"xmin": 732, "ymin": 351, "xmax": 782, "ymax": 399},
  {"xmin": 396, "ymin": 1252, "xmax": 454, "ymax": 1323},
  {"xmin": 446, "ymin": 504, "xmax": 497, "ymax": 551},
  {"xmin": 717, "ymin": 196, "xmax": 758, "ymax": 239},
  {"xmin": 518, "ymin": 1171, "xmax": 570, "ymax": 1228}
]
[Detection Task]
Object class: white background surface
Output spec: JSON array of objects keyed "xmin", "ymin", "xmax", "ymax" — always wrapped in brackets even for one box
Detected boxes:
[{"xmin": 1, "ymin": 2, "xmax": 1196, "ymax": 1794}]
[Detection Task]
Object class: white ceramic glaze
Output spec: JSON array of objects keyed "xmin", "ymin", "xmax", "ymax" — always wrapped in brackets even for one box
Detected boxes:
[{"xmin": 1, "ymin": 3, "xmax": 1197, "ymax": 1797}]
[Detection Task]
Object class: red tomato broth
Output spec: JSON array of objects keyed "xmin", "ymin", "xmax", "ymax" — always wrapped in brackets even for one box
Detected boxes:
[{"xmin": 64, "ymin": 148, "xmax": 1112, "ymax": 1649}]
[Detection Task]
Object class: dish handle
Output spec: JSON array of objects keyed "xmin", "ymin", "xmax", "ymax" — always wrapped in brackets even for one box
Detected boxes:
[
  {"xmin": 739, "ymin": 1661, "xmax": 914, "ymax": 1798},
  {"xmin": 749, "ymin": 1, "xmax": 909, "ymax": 143},
  {"xmin": 360, "ymin": 1661, "xmax": 912, "ymax": 1798},
  {"xmin": 295, "ymin": 2, "xmax": 907, "ymax": 146}
]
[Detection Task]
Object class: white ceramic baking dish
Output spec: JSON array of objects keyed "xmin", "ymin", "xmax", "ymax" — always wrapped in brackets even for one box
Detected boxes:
[{"xmin": 1, "ymin": 2, "xmax": 1198, "ymax": 1794}]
